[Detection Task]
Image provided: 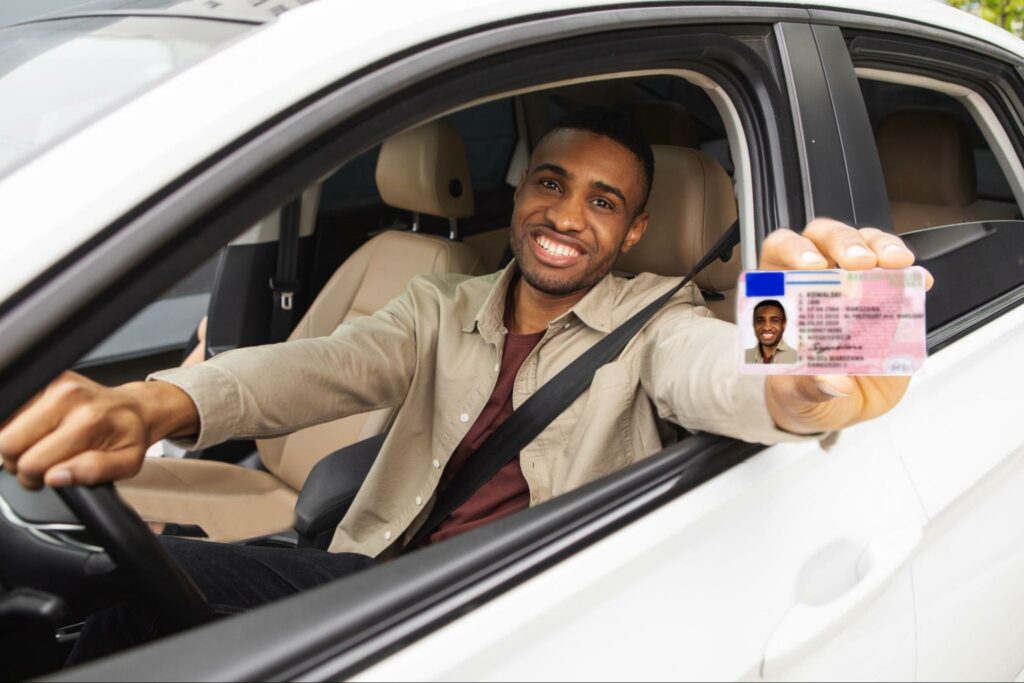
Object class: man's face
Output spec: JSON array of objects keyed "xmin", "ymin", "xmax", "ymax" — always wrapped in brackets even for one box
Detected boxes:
[
  {"xmin": 509, "ymin": 129, "xmax": 648, "ymax": 296},
  {"xmin": 753, "ymin": 305, "xmax": 786, "ymax": 348}
]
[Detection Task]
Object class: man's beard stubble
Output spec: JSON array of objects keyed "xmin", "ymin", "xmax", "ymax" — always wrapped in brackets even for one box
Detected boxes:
[{"xmin": 509, "ymin": 228, "xmax": 620, "ymax": 297}]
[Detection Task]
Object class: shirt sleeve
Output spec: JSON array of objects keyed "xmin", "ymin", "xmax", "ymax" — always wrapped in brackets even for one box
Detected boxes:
[
  {"xmin": 639, "ymin": 302, "xmax": 811, "ymax": 445},
  {"xmin": 148, "ymin": 288, "xmax": 419, "ymax": 450}
]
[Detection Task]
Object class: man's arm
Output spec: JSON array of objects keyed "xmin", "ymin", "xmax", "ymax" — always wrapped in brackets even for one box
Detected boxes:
[
  {"xmin": 641, "ymin": 218, "xmax": 931, "ymax": 443},
  {"xmin": 0, "ymin": 287, "xmax": 421, "ymax": 489}
]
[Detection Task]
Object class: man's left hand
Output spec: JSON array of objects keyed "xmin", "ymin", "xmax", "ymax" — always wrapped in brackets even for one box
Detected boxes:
[{"xmin": 760, "ymin": 218, "xmax": 933, "ymax": 435}]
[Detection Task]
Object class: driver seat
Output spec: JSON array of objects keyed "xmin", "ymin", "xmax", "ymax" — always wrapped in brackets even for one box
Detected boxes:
[{"xmin": 116, "ymin": 121, "xmax": 486, "ymax": 542}]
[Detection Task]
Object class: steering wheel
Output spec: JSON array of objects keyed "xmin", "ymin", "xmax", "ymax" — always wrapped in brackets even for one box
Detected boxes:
[{"xmin": 0, "ymin": 466, "xmax": 214, "ymax": 634}]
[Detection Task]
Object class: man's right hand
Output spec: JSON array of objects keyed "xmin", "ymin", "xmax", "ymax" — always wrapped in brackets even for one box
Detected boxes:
[{"xmin": 0, "ymin": 372, "xmax": 199, "ymax": 490}]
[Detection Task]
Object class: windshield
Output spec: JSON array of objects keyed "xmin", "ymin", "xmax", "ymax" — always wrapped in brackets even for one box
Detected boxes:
[{"xmin": 0, "ymin": 15, "xmax": 251, "ymax": 178}]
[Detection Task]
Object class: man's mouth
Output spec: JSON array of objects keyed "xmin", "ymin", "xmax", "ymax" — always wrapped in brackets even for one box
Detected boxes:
[
  {"xmin": 530, "ymin": 231, "xmax": 585, "ymax": 267},
  {"xmin": 759, "ymin": 331, "xmax": 779, "ymax": 343}
]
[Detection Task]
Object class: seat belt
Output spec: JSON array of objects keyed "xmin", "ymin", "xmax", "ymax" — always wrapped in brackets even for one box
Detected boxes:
[
  {"xmin": 269, "ymin": 197, "xmax": 303, "ymax": 343},
  {"xmin": 408, "ymin": 220, "xmax": 741, "ymax": 547}
]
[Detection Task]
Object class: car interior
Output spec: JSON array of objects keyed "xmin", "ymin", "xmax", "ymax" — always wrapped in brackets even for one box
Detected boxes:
[
  {"xmin": 0, "ymin": 70, "xmax": 744, "ymax": 677},
  {"xmin": 859, "ymin": 77, "xmax": 1022, "ymax": 233}
]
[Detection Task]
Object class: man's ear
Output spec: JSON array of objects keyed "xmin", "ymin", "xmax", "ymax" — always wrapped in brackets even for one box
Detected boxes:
[
  {"xmin": 620, "ymin": 211, "xmax": 649, "ymax": 254},
  {"xmin": 513, "ymin": 170, "xmax": 527, "ymax": 200}
]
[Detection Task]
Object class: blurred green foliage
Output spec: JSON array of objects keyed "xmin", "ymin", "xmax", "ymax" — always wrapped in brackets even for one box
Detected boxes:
[{"xmin": 948, "ymin": 0, "xmax": 1024, "ymax": 36}]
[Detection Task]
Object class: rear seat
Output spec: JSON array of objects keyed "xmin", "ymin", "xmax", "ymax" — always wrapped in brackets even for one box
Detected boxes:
[
  {"xmin": 117, "ymin": 121, "xmax": 486, "ymax": 542},
  {"xmin": 615, "ymin": 145, "xmax": 741, "ymax": 321},
  {"xmin": 877, "ymin": 110, "xmax": 1019, "ymax": 232}
]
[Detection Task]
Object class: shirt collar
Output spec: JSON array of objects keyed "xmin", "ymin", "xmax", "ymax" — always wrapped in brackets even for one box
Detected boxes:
[{"xmin": 463, "ymin": 261, "xmax": 617, "ymax": 340}]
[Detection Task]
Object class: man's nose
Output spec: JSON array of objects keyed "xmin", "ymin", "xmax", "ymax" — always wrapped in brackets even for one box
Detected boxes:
[{"xmin": 544, "ymin": 194, "xmax": 586, "ymax": 233}]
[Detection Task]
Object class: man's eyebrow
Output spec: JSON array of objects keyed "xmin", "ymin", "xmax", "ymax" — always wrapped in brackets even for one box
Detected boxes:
[
  {"xmin": 531, "ymin": 162, "xmax": 571, "ymax": 178},
  {"xmin": 593, "ymin": 180, "xmax": 628, "ymax": 207}
]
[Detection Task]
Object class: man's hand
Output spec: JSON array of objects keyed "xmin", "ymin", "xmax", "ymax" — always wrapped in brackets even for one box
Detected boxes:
[
  {"xmin": 0, "ymin": 372, "xmax": 199, "ymax": 490},
  {"xmin": 762, "ymin": 218, "xmax": 933, "ymax": 435}
]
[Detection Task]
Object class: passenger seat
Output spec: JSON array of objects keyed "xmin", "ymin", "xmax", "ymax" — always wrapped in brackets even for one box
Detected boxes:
[
  {"xmin": 614, "ymin": 145, "xmax": 741, "ymax": 321},
  {"xmin": 877, "ymin": 110, "xmax": 1019, "ymax": 232},
  {"xmin": 117, "ymin": 121, "xmax": 486, "ymax": 542}
]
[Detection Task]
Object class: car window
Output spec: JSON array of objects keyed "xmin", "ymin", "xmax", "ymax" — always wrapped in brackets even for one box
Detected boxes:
[
  {"xmin": 858, "ymin": 77, "xmax": 1023, "ymax": 234},
  {"xmin": 0, "ymin": 15, "xmax": 251, "ymax": 179},
  {"xmin": 903, "ymin": 220, "xmax": 1024, "ymax": 332}
]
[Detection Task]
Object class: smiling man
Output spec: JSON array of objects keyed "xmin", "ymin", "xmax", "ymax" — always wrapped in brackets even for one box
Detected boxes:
[
  {"xmin": 0, "ymin": 107, "xmax": 928, "ymax": 659},
  {"xmin": 746, "ymin": 299, "xmax": 797, "ymax": 364}
]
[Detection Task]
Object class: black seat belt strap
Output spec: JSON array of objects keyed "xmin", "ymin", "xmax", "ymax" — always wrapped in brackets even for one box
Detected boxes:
[
  {"xmin": 408, "ymin": 220, "xmax": 741, "ymax": 547},
  {"xmin": 270, "ymin": 196, "xmax": 303, "ymax": 342}
]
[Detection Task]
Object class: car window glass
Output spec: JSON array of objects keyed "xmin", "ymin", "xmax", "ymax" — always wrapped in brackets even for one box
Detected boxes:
[
  {"xmin": 903, "ymin": 220, "xmax": 1024, "ymax": 332},
  {"xmin": 858, "ymin": 78, "xmax": 1023, "ymax": 234},
  {"xmin": 0, "ymin": 16, "xmax": 251, "ymax": 179}
]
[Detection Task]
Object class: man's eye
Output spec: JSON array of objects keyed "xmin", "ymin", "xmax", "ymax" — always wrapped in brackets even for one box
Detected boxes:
[
  {"xmin": 539, "ymin": 179, "xmax": 561, "ymax": 191},
  {"xmin": 592, "ymin": 197, "xmax": 614, "ymax": 210}
]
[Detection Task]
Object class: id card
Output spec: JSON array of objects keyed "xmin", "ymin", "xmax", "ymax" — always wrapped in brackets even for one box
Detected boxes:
[{"xmin": 737, "ymin": 268, "xmax": 927, "ymax": 375}]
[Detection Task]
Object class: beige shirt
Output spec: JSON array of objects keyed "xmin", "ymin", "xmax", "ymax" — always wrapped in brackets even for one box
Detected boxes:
[
  {"xmin": 152, "ymin": 264, "xmax": 803, "ymax": 557},
  {"xmin": 744, "ymin": 340, "xmax": 798, "ymax": 364}
]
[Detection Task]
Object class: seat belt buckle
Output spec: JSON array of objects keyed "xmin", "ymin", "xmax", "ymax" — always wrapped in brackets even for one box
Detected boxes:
[{"xmin": 269, "ymin": 278, "xmax": 299, "ymax": 311}]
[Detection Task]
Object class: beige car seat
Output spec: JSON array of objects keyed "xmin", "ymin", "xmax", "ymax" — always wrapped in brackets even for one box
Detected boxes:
[
  {"xmin": 877, "ymin": 110, "xmax": 1019, "ymax": 233},
  {"xmin": 615, "ymin": 145, "xmax": 741, "ymax": 321},
  {"xmin": 117, "ymin": 121, "xmax": 486, "ymax": 542}
]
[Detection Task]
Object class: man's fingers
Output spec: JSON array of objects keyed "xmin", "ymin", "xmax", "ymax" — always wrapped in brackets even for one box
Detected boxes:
[
  {"xmin": 759, "ymin": 228, "xmax": 829, "ymax": 270},
  {"xmin": 803, "ymin": 218, "xmax": 878, "ymax": 270},
  {"xmin": 859, "ymin": 228, "xmax": 915, "ymax": 268},
  {"xmin": 0, "ymin": 390, "xmax": 67, "ymax": 471},
  {"xmin": 13, "ymin": 408, "xmax": 109, "ymax": 489},
  {"xmin": 45, "ymin": 447, "xmax": 144, "ymax": 488}
]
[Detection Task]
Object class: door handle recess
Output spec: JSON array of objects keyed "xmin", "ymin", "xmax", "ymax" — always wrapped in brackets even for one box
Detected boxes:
[{"xmin": 762, "ymin": 527, "xmax": 922, "ymax": 675}]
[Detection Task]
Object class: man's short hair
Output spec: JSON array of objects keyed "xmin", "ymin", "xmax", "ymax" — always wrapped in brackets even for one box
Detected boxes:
[
  {"xmin": 539, "ymin": 106, "xmax": 655, "ymax": 213},
  {"xmin": 753, "ymin": 299, "xmax": 786, "ymax": 322}
]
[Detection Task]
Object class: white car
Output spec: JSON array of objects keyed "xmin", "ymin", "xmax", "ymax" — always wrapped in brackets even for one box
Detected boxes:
[{"xmin": 0, "ymin": 0, "xmax": 1022, "ymax": 680}]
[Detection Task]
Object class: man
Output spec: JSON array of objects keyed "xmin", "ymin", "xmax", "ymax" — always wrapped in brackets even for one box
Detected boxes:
[
  {"xmin": 745, "ymin": 299, "xmax": 797, "ymax": 364},
  {"xmin": 0, "ymin": 108, "xmax": 927, "ymax": 658}
]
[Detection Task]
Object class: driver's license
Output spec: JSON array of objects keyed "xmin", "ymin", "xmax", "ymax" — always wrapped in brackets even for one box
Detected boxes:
[{"xmin": 736, "ymin": 268, "xmax": 927, "ymax": 375}]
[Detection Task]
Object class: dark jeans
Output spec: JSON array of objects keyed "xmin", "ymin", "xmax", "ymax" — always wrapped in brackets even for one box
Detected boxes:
[{"xmin": 68, "ymin": 537, "xmax": 375, "ymax": 665}]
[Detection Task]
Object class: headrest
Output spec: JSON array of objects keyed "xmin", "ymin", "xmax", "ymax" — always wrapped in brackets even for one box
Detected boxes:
[
  {"xmin": 876, "ymin": 110, "xmax": 975, "ymax": 207},
  {"xmin": 632, "ymin": 102, "xmax": 697, "ymax": 148},
  {"xmin": 615, "ymin": 145, "xmax": 739, "ymax": 293},
  {"xmin": 375, "ymin": 120, "xmax": 475, "ymax": 218}
]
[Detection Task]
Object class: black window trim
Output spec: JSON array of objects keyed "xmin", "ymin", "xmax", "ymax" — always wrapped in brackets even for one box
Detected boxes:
[
  {"xmin": 839, "ymin": 30, "xmax": 1024, "ymax": 353},
  {"xmin": 0, "ymin": 8, "xmax": 807, "ymax": 682}
]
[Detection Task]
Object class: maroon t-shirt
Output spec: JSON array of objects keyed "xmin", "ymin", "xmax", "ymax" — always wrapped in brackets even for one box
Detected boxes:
[{"xmin": 427, "ymin": 325, "xmax": 543, "ymax": 545}]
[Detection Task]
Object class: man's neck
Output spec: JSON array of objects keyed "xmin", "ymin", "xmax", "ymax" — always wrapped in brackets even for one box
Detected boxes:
[
  {"xmin": 759, "ymin": 342, "xmax": 780, "ymax": 360},
  {"xmin": 509, "ymin": 275, "xmax": 590, "ymax": 334}
]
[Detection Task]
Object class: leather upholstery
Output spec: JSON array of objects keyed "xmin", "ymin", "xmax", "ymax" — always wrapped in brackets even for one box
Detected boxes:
[
  {"xmin": 376, "ymin": 120, "xmax": 475, "ymax": 218},
  {"xmin": 615, "ymin": 145, "xmax": 740, "ymax": 295},
  {"xmin": 877, "ymin": 110, "xmax": 1019, "ymax": 231},
  {"xmin": 119, "ymin": 126, "xmax": 486, "ymax": 541}
]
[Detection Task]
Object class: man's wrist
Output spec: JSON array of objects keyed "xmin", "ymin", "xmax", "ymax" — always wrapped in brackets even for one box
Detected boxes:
[{"xmin": 120, "ymin": 380, "xmax": 200, "ymax": 443}]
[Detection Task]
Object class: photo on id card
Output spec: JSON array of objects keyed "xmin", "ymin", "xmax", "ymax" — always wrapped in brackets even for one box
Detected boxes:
[{"xmin": 737, "ymin": 268, "xmax": 928, "ymax": 376}]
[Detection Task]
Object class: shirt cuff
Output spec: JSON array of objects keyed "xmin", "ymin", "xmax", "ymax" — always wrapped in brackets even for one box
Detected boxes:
[{"xmin": 147, "ymin": 364, "xmax": 242, "ymax": 451}]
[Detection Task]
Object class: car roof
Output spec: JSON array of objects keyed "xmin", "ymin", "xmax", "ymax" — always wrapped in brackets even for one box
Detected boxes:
[{"xmin": 0, "ymin": 0, "xmax": 1018, "ymax": 305}]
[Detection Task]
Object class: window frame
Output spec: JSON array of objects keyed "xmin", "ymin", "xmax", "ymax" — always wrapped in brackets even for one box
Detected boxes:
[
  {"xmin": 839, "ymin": 29, "xmax": 1024, "ymax": 352},
  {"xmin": 20, "ymin": 12, "xmax": 807, "ymax": 682}
]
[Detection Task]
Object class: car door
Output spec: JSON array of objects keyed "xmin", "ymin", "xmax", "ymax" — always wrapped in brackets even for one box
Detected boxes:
[
  {"xmin": 11, "ymin": 5, "xmax": 1005, "ymax": 682},
  {"xmin": 354, "ymin": 20, "xmax": 927, "ymax": 683},
  {"xmin": 841, "ymin": 29, "xmax": 1024, "ymax": 681}
]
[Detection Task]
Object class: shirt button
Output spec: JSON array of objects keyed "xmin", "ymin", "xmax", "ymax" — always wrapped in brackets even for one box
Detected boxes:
[
  {"xmin": 459, "ymin": 413, "xmax": 469, "ymax": 423},
  {"xmin": 384, "ymin": 531, "xmax": 392, "ymax": 541},
  {"xmin": 564, "ymin": 323, "xmax": 571, "ymax": 329},
  {"xmin": 415, "ymin": 496, "xmax": 422, "ymax": 505},
  {"xmin": 494, "ymin": 363, "xmax": 500, "ymax": 372},
  {"xmin": 432, "ymin": 459, "xmax": 441, "ymax": 468}
]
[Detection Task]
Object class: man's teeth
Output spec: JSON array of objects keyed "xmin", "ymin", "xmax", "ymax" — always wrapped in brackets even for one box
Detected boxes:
[{"xmin": 536, "ymin": 235, "xmax": 580, "ymax": 257}]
